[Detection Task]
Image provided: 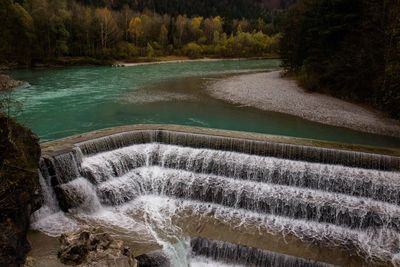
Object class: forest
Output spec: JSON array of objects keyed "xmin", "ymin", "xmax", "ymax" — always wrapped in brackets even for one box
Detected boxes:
[
  {"xmin": 280, "ymin": 0, "xmax": 400, "ymax": 119},
  {"xmin": 0, "ymin": 0, "xmax": 286, "ymax": 66},
  {"xmin": 75, "ymin": 0, "xmax": 295, "ymax": 17},
  {"xmin": 1, "ymin": 0, "xmax": 399, "ymax": 118}
]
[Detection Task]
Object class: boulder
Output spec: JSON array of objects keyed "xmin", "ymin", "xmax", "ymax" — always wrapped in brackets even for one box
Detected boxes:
[
  {"xmin": 0, "ymin": 74, "xmax": 24, "ymax": 91},
  {"xmin": 136, "ymin": 251, "xmax": 170, "ymax": 267},
  {"xmin": 54, "ymin": 185, "xmax": 84, "ymax": 212},
  {"xmin": 58, "ymin": 227, "xmax": 137, "ymax": 267}
]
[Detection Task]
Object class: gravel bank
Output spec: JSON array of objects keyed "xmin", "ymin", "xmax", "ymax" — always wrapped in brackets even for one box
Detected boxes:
[{"xmin": 208, "ymin": 71, "xmax": 400, "ymax": 138}]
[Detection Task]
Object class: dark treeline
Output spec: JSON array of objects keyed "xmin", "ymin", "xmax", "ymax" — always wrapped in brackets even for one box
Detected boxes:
[
  {"xmin": 75, "ymin": 0, "xmax": 294, "ymax": 18},
  {"xmin": 281, "ymin": 0, "xmax": 400, "ymax": 119},
  {"xmin": 0, "ymin": 0, "xmax": 285, "ymax": 66}
]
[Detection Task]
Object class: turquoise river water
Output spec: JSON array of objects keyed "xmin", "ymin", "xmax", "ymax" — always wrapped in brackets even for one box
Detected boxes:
[{"xmin": 7, "ymin": 59, "xmax": 400, "ymax": 148}]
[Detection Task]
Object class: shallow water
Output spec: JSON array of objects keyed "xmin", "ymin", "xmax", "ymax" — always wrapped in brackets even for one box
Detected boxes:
[{"xmin": 7, "ymin": 59, "xmax": 400, "ymax": 148}]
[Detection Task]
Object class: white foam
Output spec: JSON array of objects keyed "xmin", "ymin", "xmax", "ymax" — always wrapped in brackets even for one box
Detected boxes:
[
  {"xmin": 31, "ymin": 211, "xmax": 79, "ymax": 237},
  {"xmin": 191, "ymin": 256, "xmax": 245, "ymax": 267},
  {"xmin": 120, "ymin": 195, "xmax": 400, "ymax": 263}
]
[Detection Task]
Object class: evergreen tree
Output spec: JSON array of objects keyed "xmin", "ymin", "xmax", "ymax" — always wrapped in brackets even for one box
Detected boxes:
[{"xmin": 280, "ymin": 0, "xmax": 400, "ymax": 118}]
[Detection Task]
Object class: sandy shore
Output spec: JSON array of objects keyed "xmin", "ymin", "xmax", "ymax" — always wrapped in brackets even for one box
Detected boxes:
[{"xmin": 208, "ymin": 71, "xmax": 400, "ymax": 138}]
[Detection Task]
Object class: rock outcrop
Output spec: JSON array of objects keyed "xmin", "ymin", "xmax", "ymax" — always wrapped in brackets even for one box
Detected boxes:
[
  {"xmin": 0, "ymin": 74, "xmax": 24, "ymax": 91},
  {"xmin": 58, "ymin": 228, "xmax": 137, "ymax": 267},
  {"xmin": 54, "ymin": 185, "xmax": 84, "ymax": 212},
  {"xmin": 136, "ymin": 252, "xmax": 170, "ymax": 267},
  {"xmin": 0, "ymin": 115, "xmax": 41, "ymax": 266}
]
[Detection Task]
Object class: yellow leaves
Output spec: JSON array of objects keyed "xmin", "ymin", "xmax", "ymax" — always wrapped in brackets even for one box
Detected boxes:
[
  {"xmin": 129, "ymin": 17, "xmax": 144, "ymax": 38},
  {"xmin": 175, "ymin": 15, "xmax": 187, "ymax": 33},
  {"xmin": 191, "ymin": 17, "xmax": 203, "ymax": 30},
  {"xmin": 129, "ymin": 14, "xmax": 156, "ymax": 46},
  {"xmin": 183, "ymin": 42, "xmax": 203, "ymax": 58},
  {"xmin": 159, "ymin": 24, "xmax": 169, "ymax": 46},
  {"xmin": 95, "ymin": 8, "xmax": 120, "ymax": 49},
  {"xmin": 203, "ymin": 16, "xmax": 224, "ymax": 43},
  {"xmin": 212, "ymin": 16, "xmax": 223, "ymax": 30},
  {"xmin": 12, "ymin": 3, "xmax": 34, "ymax": 40},
  {"xmin": 129, "ymin": 16, "xmax": 146, "ymax": 46},
  {"xmin": 95, "ymin": 8, "xmax": 117, "ymax": 29},
  {"xmin": 221, "ymin": 31, "xmax": 280, "ymax": 57}
]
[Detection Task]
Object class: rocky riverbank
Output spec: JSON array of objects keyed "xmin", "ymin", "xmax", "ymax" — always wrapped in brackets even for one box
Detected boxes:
[
  {"xmin": 0, "ymin": 115, "xmax": 41, "ymax": 266},
  {"xmin": 208, "ymin": 71, "xmax": 400, "ymax": 138},
  {"xmin": 0, "ymin": 74, "xmax": 24, "ymax": 91},
  {"xmin": 58, "ymin": 228, "xmax": 137, "ymax": 267}
]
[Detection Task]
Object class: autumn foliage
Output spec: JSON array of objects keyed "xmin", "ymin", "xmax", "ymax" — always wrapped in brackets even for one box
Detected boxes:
[{"xmin": 0, "ymin": 0, "xmax": 282, "ymax": 65}]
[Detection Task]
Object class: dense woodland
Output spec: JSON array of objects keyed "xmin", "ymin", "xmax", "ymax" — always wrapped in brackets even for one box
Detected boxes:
[
  {"xmin": 1, "ymin": 0, "xmax": 399, "ymax": 119},
  {"xmin": 281, "ymin": 0, "xmax": 400, "ymax": 118},
  {"xmin": 76, "ymin": 0, "xmax": 295, "ymax": 17},
  {"xmin": 0, "ymin": 0, "xmax": 287, "ymax": 65}
]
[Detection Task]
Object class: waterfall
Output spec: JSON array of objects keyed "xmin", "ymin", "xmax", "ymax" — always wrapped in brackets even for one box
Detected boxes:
[
  {"xmin": 30, "ymin": 161, "xmax": 79, "ymax": 236},
  {"xmin": 41, "ymin": 150, "xmax": 82, "ymax": 185},
  {"xmin": 80, "ymin": 143, "xmax": 158, "ymax": 183},
  {"xmin": 81, "ymin": 143, "xmax": 400, "ymax": 205},
  {"xmin": 117, "ymin": 194, "xmax": 400, "ymax": 263},
  {"xmin": 34, "ymin": 129, "xmax": 400, "ymax": 266},
  {"xmin": 77, "ymin": 131, "xmax": 400, "ymax": 170},
  {"xmin": 59, "ymin": 177, "xmax": 102, "ymax": 213},
  {"xmin": 95, "ymin": 166, "xmax": 400, "ymax": 230},
  {"xmin": 77, "ymin": 130, "xmax": 159, "ymax": 155},
  {"xmin": 191, "ymin": 237, "xmax": 337, "ymax": 267}
]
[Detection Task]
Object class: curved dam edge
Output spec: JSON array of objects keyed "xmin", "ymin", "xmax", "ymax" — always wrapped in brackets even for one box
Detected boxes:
[
  {"xmin": 41, "ymin": 124, "xmax": 400, "ymax": 158},
  {"xmin": 35, "ymin": 124, "xmax": 400, "ymax": 266}
]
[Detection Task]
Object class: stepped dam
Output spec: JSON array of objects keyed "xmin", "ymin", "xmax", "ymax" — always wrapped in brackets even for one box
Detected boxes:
[{"xmin": 32, "ymin": 124, "xmax": 400, "ymax": 266}]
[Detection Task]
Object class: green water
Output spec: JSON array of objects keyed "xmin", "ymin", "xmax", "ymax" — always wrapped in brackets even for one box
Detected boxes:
[{"xmin": 7, "ymin": 59, "xmax": 400, "ymax": 148}]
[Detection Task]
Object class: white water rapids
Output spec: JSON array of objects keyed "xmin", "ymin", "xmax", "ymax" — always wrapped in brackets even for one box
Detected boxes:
[{"xmin": 32, "ymin": 138, "xmax": 400, "ymax": 266}]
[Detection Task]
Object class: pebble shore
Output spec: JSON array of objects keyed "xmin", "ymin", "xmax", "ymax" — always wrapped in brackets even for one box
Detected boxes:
[{"xmin": 208, "ymin": 71, "xmax": 400, "ymax": 138}]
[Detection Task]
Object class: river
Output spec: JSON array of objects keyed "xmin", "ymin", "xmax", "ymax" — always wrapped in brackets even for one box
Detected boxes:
[{"xmin": 8, "ymin": 59, "xmax": 400, "ymax": 148}]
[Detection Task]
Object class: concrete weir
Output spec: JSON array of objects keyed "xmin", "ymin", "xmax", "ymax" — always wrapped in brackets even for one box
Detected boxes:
[{"xmin": 35, "ymin": 124, "xmax": 400, "ymax": 267}]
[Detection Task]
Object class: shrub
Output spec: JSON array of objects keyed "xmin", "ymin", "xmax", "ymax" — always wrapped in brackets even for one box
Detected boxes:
[
  {"xmin": 182, "ymin": 42, "xmax": 203, "ymax": 58},
  {"xmin": 115, "ymin": 42, "xmax": 140, "ymax": 59}
]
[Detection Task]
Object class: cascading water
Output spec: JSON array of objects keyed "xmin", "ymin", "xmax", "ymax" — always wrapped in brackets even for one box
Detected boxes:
[
  {"xmin": 191, "ymin": 237, "xmax": 337, "ymax": 267},
  {"xmin": 33, "ymin": 130, "xmax": 400, "ymax": 266},
  {"xmin": 31, "ymin": 162, "xmax": 79, "ymax": 236}
]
